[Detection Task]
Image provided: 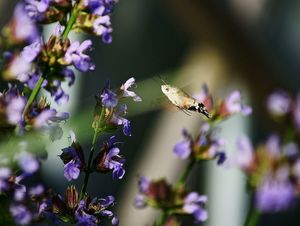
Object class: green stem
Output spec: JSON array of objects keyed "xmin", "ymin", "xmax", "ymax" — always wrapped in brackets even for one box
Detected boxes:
[
  {"xmin": 22, "ymin": 75, "xmax": 45, "ymax": 117},
  {"xmin": 244, "ymin": 208, "xmax": 260, "ymax": 226},
  {"xmin": 62, "ymin": 4, "xmax": 79, "ymax": 39},
  {"xmin": 155, "ymin": 210, "xmax": 167, "ymax": 226},
  {"xmin": 174, "ymin": 159, "xmax": 195, "ymax": 190},
  {"xmin": 23, "ymin": 5, "xmax": 79, "ymax": 116},
  {"xmin": 79, "ymin": 131, "xmax": 98, "ymax": 199}
]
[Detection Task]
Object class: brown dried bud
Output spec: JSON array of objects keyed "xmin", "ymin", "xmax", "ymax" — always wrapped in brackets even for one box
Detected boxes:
[{"xmin": 65, "ymin": 185, "xmax": 79, "ymax": 209}]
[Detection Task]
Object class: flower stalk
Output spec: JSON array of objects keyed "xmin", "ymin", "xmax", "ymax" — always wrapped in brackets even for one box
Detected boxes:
[
  {"xmin": 244, "ymin": 207, "xmax": 260, "ymax": 226},
  {"xmin": 79, "ymin": 130, "xmax": 98, "ymax": 199},
  {"xmin": 62, "ymin": 3, "xmax": 79, "ymax": 39},
  {"xmin": 175, "ymin": 159, "xmax": 195, "ymax": 191},
  {"xmin": 22, "ymin": 75, "xmax": 45, "ymax": 117}
]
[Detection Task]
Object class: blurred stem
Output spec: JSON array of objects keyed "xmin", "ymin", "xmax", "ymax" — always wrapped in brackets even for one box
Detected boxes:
[
  {"xmin": 175, "ymin": 159, "xmax": 195, "ymax": 190},
  {"xmin": 62, "ymin": 3, "xmax": 79, "ymax": 39},
  {"xmin": 155, "ymin": 210, "xmax": 167, "ymax": 226},
  {"xmin": 22, "ymin": 75, "xmax": 45, "ymax": 117},
  {"xmin": 79, "ymin": 131, "xmax": 99, "ymax": 199},
  {"xmin": 244, "ymin": 207, "xmax": 260, "ymax": 226}
]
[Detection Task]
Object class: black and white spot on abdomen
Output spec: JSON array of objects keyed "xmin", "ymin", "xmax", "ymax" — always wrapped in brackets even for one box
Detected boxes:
[{"xmin": 188, "ymin": 103, "xmax": 210, "ymax": 118}]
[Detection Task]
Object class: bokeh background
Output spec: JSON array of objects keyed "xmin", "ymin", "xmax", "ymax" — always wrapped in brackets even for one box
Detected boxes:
[{"xmin": 1, "ymin": 0, "xmax": 300, "ymax": 225}]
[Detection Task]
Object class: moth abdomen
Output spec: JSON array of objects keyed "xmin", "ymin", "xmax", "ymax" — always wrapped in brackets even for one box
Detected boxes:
[{"xmin": 188, "ymin": 103, "xmax": 210, "ymax": 118}]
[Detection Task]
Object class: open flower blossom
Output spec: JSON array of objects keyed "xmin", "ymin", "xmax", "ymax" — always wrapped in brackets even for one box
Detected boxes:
[
  {"xmin": 183, "ymin": 192, "xmax": 208, "ymax": 223},
  {"xmin": 233, "ymin": 134, "xmax": 300, "ymax": 212},
  {"xmin": 60, "ymin": 132, "xmax": 85, "ymax": 181},
  {"xmin": 93, "ymin": 136, "xmax": 125, "ymax": 179},
  {"xmin": 80, "ymin": 0, "xmax": 117, "ymax": 43},
  {"xmin": 94, "ymin": 77, "xmax": 141, "ymax": 136},
  {"xmin": 173, "ymin": 124, "xmax": 226, "ymax": 165},
  {"xmin": 63, "ymin": 40, "xmax": 95, "ymax": 72}
]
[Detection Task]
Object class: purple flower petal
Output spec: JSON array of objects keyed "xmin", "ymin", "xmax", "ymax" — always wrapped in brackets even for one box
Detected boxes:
[
  {"xmin": 173, "ymin": 139, "xmax": 191, "ymax": 159},
  {"xmin": 256, "ymin": 180, "xmax": 295, "ymax": 213},
  {"xmin": 10, "ymin": 205, "xmax": 32, "ymax": 225},
  {"xmin": 18, "ymin": 152, "xmax": 39, "ymax": 174},
  {"xmin": 64, "ymin": 161, "xmax": 80, "ymax": 181},
  {"xmin": 138, "ymin": 176, "xmax": 150, "ymax": 193},
  {"xmin": 267, "ymin": 91, "xmax": 291, "ymax": 116}
]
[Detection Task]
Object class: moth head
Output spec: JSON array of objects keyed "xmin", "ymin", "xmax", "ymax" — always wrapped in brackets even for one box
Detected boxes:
[{"xmin": 161, "ymin": 85, "xmax": 171, "ymax": 95}]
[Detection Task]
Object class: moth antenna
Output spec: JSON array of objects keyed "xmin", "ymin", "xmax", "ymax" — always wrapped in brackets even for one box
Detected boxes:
[{"xmin": 158, "ymin": 75, "xmax": 168, "ymax": 85}]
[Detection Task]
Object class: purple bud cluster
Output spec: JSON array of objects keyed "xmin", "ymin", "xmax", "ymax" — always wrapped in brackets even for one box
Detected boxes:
[
  {"xmin": 44, "ymin": 186, "xmax": 119, "ymax": 225},
  {"xmin": 194, "ymin": 84, "xmax": 252, "ymax": 120},
  {"xmin": 93, "ymin": 77, "xmax": 142, "ymax": 136},
  {"xmin": 233, "ymin": 134, "xmax": 300, "ymax": 213},
  {"xmin": 267, "ymin": 90, "xmax": 300, "ymax": 133},
  {"xmin": 0, "ymin": 144, "xmax": 53, "ymax": 225},
  {"xmin": 134, "ymin": 176, "xmax": 208, "ymax": 224},
  {"xmin": 173, "ymin": 123, "xmax": 226, "ymax": 165},
  {"xmin": 0, "ymin": 86, "xmax": 68, "ymax": 137}
]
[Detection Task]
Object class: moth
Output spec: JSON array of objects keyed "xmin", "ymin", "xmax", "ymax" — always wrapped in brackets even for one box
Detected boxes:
[{"xmin": 161, "ymin": 83, "xmax": 210, "ymax": 118}]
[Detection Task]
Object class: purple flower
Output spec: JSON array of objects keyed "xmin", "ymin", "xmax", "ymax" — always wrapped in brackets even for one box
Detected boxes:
[
  {"xmin": 64, "ymin": 40, "xmax": 95, "ymax": 72},
  {"xmin": 6, "ymin": 96, "xmax": 26, "ymax": 125},
  {"xmin": 173, "ymin": 139, "xmax": 191, "ymax": 159},
  {"xmin": 134, "ymin": 194, "xmax": 147, "ymax": 208},
  {"xmin": 10, "ymin": 205, "xmax": 32, "ymax": 225},
  {"xmin": 64, "ymin": 161, "xmax": 80, "ymax": 181},
  {"xmin": 6, "ymin": 55, "xmax": 32, "ymax": 81},
  {"xmin": 62, "ymin": 68, "xmax": 75, "ymax": 86},
  {"xmin": 75, "ymin": 209, "xmax": 98, "ymax": 226},
  {"xmin": 29, "ymin": 184, "xmax": 44, "ymax": 197},
  {"xmin": 25, "ymin": 0, "xmax": 50, "ymax": 21},
  {"xmin": 112, "ymin": 216, "xmax": 119, "ymax": 225},
  {"xmin": 101, "ymin": 89, "xmax": 118, "ymax": 108},
  {"xmin": 93, "ymin": 14, "xmax": 111, "ymax": 36},
  {"xmin": 17, "ymin": 152, "xmax": 39, "ymax": 174},
  {"xmin": 138, "ymin": 176, "xmax": 150, "ymax": 193},
  {"xmin": 34, "ymin": 109, "xmax": 56, "ymax": 128},
  {"xmin": 12, "ymin": 3, "xmax": 39, "ymax": 43},
  {"xmin": 225, "ymin": 91, "xmax": 252, "ymax": 116},
  {"xmin": 235, "ymin": 135, "xmax": 253, "ymax": 169},
  {"xmin": 14, "ymin": 186, "xmax": 26, "ymax": 201},
  {"xmin": 183, "ymin": 192, "xmax": 208, "ymax": 223},
  {"xmin": 104, "ymin": 147, "xmax": 125, "ymax": 179},
  {"xmin": 267, "ymin": 91, "xmax": 291, "ymax": 116},
  {"xmin": 216, "ymin": 152, "xmax": 226, "ymax": 165},
  {"xmin": 0, "ymin": 167, "xmax": 11, "ymax": 192},
  {"xmin": 120, "ymin": 77, "xmax": 142, "ymax": 102},
  {"xmin": 256, "ymin": 179, "xmax": 295, "ymax": 213},
  {"xmin": 60, "ymin": 137, "xmax": 85, "ymax": 181},
  {"xmin": 20, "ymin": 40, "xmax": 42, "ymax": 63},
  {"xmin": 110, "ymin": 105, "xmax": 132, "ymax": 136}
]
